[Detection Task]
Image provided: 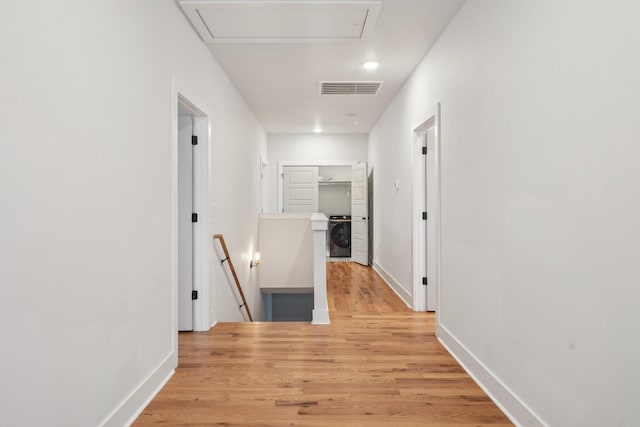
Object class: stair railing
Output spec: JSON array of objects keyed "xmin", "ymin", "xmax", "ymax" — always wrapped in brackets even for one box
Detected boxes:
[{"xmin": 213, "ymin": 234, "xmax": 253, "ymax": 322}]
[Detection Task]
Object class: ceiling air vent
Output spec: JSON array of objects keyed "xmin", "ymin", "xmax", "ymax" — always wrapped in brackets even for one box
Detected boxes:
[{"xmin": 320, "ymin": 81, "xmax": 383, "ymax": 95}]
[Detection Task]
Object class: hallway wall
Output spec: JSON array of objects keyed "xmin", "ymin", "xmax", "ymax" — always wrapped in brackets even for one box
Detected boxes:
[
  {"xmin": 369, "ymin": 1, "xmax": 640, "ymax": 425},
  {"xmin": 0, "ymin": 1, "xmax": 265, "ymax": 426}
]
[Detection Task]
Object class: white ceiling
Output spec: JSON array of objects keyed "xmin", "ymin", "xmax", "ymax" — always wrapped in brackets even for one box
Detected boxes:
[{"xmin": 179, "ymin": 0, "xmax": 465, "ymax": 134}]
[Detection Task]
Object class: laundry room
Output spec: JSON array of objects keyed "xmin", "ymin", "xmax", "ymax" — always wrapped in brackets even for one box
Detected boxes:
[
  {"xmin": 318, "ymin": 166, "xmax": 351, "ymax": 214},
  {"xmin": 266, "ymin": 133, "xmax": 368, "ymax": 261},
  {"xmin": 318, "ymin": 166, "xmax": 352, "ymax": 258},
  {"xmin": 265, "ymin": 133, "xmax": 368, "ymax": 212}
]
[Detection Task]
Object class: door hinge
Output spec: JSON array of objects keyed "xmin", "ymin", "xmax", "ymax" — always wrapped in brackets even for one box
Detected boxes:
[
  {"xmin": 191, "ymin": 135, "xmax": 198, "ymax": 145},
  {"xmin": 191, "ymin": 290, "xmax": 198, "ymax": 300},
  {"xmin": 422, "ymin": 211, "xmax": 427, "ymax": 220},
  {"xmin": 422, "ymin": 146, "xmax": 427, "ymax": 155},
  {"xmin": 422, "ymin": 277, "xmax": 428, "ymax": 286},
  {"xmin": 192, "ymin": 213, "xmax": 198, "ymax": 222}
]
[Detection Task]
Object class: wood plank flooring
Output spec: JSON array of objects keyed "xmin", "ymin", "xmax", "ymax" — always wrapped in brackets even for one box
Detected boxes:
[{"xmin": 134, "ymin": 262, "xmax": 512, "ymax": 426}]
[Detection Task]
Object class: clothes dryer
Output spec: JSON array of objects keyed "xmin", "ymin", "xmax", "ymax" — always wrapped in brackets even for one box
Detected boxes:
[{"xmin": 329, "ymin": 215, "xmax": 351, "ymax": 257}]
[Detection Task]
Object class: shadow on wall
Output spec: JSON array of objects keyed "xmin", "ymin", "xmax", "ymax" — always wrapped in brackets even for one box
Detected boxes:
[{"xmin": 368, "ymin": 168, "xmax": 374, "ymax": 265}]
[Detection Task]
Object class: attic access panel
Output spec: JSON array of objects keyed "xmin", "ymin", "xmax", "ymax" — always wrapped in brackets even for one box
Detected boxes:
[{"xmin": 178, "ymin": 0, "xmax": 382, "ymax": 43}]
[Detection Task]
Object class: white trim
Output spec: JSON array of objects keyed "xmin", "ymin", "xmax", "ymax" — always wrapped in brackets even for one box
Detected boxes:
[
  {"xmin": 311, "ymin": 309, "xmax": 330, "ymax": 324},
  {"xmin": 438, "ymin": 325, "xmax": 548, "ymax": 427},
  {"xmin": 311, "ymin": 212, "xmax": 330, "ymax": 324},
  {"xmin": 277, "ymin": 160, "xmax": 358, "ymax": 213},
  {"xmin": 411, "ymin": 103, "xmax": 442, "ymax": 313},
  {"xmin": 98, "ymin": 353, "xmax": 175, "ymax": 427},
  {"xmin": 171, "ymin": 77, "xmax": 212, "ymax": 334},
  {"xmin": 371, "ymin": 261, "xmax": 411, "ymax": 308}
]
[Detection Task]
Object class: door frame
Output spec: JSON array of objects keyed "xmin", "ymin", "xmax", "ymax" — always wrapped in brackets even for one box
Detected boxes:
[
  {"xmin": 411, "ymin": 103, "xmax": 442, "ymax": 313},
  {"xmin": 171, "ymin": 78, "xmax": 211, "ymax": 340}
]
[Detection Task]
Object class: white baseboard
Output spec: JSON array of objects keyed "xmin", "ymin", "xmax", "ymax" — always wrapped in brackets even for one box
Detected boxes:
[
  {"xmin": 371, "ymin": 261, "xmax": 412, "ymax": 308},
  {"xmin": 312, "ymin": 308, "xmax": 330, "ymax": 325},
  {"xmin": 98, "ymin": 351, "xmax": 176, "ymax": 427},
  {"xmin": 437, "ymin": 323, "xmax": 547, "ymax": 427}
]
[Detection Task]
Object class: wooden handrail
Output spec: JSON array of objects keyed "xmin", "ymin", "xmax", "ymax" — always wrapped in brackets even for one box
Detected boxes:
[{"xmin": 213, "ymin": 234, "xmax": 253, "ymax": 322}]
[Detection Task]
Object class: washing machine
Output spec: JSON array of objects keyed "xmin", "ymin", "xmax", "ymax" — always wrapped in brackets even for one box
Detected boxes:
[{"xmin": 329, "ymin": 215, "xmax": 351, "ymax": 257}]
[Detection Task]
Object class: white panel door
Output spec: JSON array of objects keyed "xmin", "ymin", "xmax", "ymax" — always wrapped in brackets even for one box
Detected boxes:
[
  {"xmin": 178, "ymin": 115, "xmax": 194, "ymax": 331},
  {"xmin": 283, "ymin": 166, "xmax": 318, "ymax": 213},
  {"xmin": 351, "ymin": 162, "xmax": 368, "ymax": 265},
  {"xmin": 425, "ymin": 128, "xmax": 437, "ymax": 311}
]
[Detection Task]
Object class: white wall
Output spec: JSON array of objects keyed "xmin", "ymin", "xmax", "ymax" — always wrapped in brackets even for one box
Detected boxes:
[
  {"xmin": 318, "ymin": 183, "xmax": 351, "ymax": 216},
  {"xmin": 318, "ymin": 166, "xmax": 352, "ymax": 216},
  {"xmin": 369, "ymin": 1, "xmax": 640, "ymax": 426},
  {"xmin": 258, "ymin": 214, "xmax": 314, "ymax": 292},
  {"xmin": 0, "ymin": 1, "xmax": 265, "ymax": 426},
  {"xmin": 266, "ymin": 133, "xmax": 367, "ymax": 212}
]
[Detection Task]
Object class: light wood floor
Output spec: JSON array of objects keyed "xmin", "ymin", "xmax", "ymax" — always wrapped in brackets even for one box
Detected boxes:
[{"xmin": 134, "ymin": 262, "xmax": 512, "ymax": 426}]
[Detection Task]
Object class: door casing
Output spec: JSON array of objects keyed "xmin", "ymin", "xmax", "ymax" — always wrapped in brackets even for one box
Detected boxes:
[
  {"xmin": 412, "ymin": 103, "xmax": 442, "ymax": 313},
  {"xmin": 171, "ymin": 77, "xmax": 212, "ymax": 344}
]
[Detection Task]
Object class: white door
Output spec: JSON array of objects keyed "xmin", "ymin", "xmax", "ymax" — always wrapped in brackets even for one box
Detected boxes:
[
  {"xmin": 412, "ymin": 105, "xmax": 441, "ymax": 313},
  {"xmin": 283, "ymin": 166, "xmax": 318, "ymax": 213},
  {"xmin": 351, "ymin": 162, "xmax": 368, "ymax": 265},
  {"xmin": 178, "ymin": 115, "xmax": 194, "ymax": 331},
  {"xmin": 425, "ymin": 128, "xmax": 437, "ymax": 311}
]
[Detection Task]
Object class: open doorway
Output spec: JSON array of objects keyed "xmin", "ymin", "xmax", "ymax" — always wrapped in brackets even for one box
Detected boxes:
[
  {"xmin": 172, "ymin": 87, "xmax": 211, "ymax": 337},
  {"xmin": 177, "ymin": 101, "xmax": 197, "ymax": 331},
  {"xmin": 412, "ymin": 103, "xmax": 441, "ymax": 312},
  {"xmin": 278, "ymin": 161, "xmax": 369, "ymax": 266}
]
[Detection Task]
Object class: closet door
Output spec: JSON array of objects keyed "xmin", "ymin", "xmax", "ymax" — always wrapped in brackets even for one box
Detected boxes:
[
  {"xmin": 178, "ymin": 115, "xmax": 194, "ymax": 331},
  {"xmin": 283, "ymin": 166, "xmax": 318, "ymax": 213},
  {"xmin": 351, "ymin": 162, "xmax": 368, "ymax": 265}
]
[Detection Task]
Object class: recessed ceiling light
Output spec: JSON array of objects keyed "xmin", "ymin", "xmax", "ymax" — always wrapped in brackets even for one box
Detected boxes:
[
  {"xmin": 362, "ymin": 61, "xmax": 379, "ymax": 71},
  {"xmin": 313, "ymin": 127, "xmax": 323, "ymax": 133}
]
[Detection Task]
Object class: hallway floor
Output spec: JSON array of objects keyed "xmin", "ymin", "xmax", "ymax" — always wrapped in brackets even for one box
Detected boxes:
[{"xmin": 134, "ymin": 262, "xmax": 512, "ymax": 426}]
